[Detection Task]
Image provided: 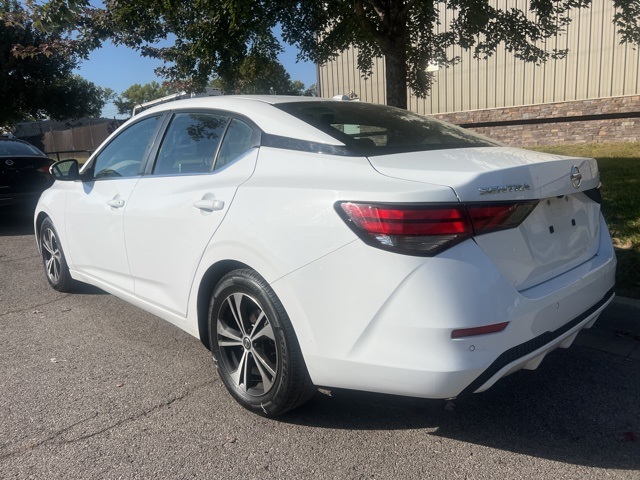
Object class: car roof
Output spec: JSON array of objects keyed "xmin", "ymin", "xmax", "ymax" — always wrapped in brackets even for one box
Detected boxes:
[{"xmin": 137, "ymin": 95, "xmax": 347, "ymax": 145}]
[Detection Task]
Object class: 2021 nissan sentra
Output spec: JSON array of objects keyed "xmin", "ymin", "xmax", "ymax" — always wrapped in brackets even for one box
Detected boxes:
[{"xmin": 34, "ymin": 96, "xmax": 616, "ymax": 416}]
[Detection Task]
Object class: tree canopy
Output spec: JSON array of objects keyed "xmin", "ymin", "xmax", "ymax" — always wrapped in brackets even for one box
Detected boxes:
[
  {"xmin": 113, "ymin": 58, "xmax": 314, "ymax": 118},
  {"xmin": 113, "ymin": 81, "xmax": 172, "ymax": 115},
  {"xmin": 21, "ymin": 0, "xmax": 640, "ymax": 109},
  {"xmin": 211, "ymin": 54, "xmax": 314, "ymax": 96},
  {"xmin": 0, "ymin": 0, "xmax": 112, "ymax": 127}
]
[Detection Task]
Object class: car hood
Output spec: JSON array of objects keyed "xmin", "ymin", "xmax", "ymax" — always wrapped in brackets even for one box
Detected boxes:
[{"xmin": 366, "ymin": 147, "xmax": 600, "ymax": 202}]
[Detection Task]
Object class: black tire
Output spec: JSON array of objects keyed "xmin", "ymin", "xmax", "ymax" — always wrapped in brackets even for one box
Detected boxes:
[
  {"xmin": 209, "ymin": 269, "xmax": 315, "ymax": 416},
  {"xmin": 39, "ymin": 217, "xmax": 74, "ymax": 292}
]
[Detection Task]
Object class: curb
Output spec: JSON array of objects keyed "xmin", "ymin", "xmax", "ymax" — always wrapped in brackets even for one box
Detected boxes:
[
  {"xmin": 604, "ymin": 295, "xmax": 640, "ymax": 336},
  {"xmin": 573, "ymin": 294, "xmax": 640, "ymax": 359},
  {"xmin": 612, "ymin": 295, "xmax": 640, "ymax": 310}
]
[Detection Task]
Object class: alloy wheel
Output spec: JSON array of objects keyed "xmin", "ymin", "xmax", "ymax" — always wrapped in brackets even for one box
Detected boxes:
[
  {"xmin": 216, "ymin": 292, "xmax": 278, "ymax": 396},
  {"xmin": 41, "ymin": 227, "xmax": 62, "ymax": 284}
]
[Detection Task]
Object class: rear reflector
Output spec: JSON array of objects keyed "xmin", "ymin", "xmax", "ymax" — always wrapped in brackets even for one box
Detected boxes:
[
  {"xmin": 336, "ymin": 201, "xmax": 537, "ymax": 256},
  {"xmin": 451, "ymin": 322, "xmax": 510, "ymax": 339}
]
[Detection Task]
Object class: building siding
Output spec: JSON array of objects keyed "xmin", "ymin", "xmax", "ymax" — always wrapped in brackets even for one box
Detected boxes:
[{"xmin": 318, "ymin": 1, "xmax": 640, "ymax": 113}]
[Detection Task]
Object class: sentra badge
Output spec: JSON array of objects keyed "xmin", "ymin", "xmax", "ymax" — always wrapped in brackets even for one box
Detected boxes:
[{"xmin": 479, "ymin": 184, "xmax": 531, "ymax": 195}]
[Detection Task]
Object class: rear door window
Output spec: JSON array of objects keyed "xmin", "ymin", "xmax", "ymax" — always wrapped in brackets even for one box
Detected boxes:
[
  {"xmin": 214, "ymin": 118, "xmax": 256, "ymax": 171},
  {"xmin": 153, "ymin": 113, "xmax": 229, "ymax": 175}
]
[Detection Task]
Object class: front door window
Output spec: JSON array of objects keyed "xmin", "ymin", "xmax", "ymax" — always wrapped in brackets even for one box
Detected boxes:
[{"xmin": 93, "ymin": 116, "xmax": 160, "ymax": 179}]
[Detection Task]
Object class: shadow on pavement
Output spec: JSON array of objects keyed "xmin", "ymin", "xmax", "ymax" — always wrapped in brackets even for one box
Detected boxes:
[
  {"xmin": 68, "ymin": 282, "xmax": 109, "ymax": 295},
  {"xmin": 0, "ymin": 207, "xmax": 36, "ymax": 236},
  {"xmin": 281, "ymin": 346, "xmax": 639, "ymax": 470}
]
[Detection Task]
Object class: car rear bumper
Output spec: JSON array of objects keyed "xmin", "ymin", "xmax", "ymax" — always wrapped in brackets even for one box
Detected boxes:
[
  {"xmin": 276, "ymin": 215, "xmax": 617, "ymax": 399},
  {"xmin": 461, "ymin": 286, "xmax": 614, "ymax": 395}
]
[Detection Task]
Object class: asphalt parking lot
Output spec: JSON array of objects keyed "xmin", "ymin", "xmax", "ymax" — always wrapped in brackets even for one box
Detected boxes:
[{"xmin": 1, "ymin": 212, "xmax": 639, "ymax": 479}]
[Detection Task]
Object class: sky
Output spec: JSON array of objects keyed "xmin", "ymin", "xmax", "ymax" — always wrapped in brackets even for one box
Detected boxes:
[{"xmin": 74, "ymin": 38, "xmax": 318, "ymax": 118}]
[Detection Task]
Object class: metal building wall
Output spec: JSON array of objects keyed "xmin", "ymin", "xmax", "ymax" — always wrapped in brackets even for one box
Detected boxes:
[{"xmin": 318, "ymin": 1, "xmax": 640, "ymax": 114}]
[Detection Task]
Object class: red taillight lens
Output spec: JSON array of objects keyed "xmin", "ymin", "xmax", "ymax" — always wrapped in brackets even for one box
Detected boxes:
[
  {"xmin": 340, "ymin": 203, "xmax": 471, "ymax": 236},
  {"xmin": 37, "ymin": 164, "xmax": 52, "ymax": 174},
  {"xmin": 467, "ymin": 201, "xmax": 538, "ymax": 235},
  {"xmin": 337, "ymin": 200, "xmax": 538, "ymax": 256},
  {"xmin": 337, "ymin": 202, "xmax": 473, "ymax": 256}
]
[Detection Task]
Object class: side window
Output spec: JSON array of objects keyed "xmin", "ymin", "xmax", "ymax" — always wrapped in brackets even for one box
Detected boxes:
[
  {"xmin": 93, "ymin": 116, "xmax": 160, "ymax": 179},
  {"xmin": 214, "ymin": 119, "xmax": 256, "ymax": 171},
  {"xmin": 153, "ymin": 113, "xmax": 229, "ymax": 175}
]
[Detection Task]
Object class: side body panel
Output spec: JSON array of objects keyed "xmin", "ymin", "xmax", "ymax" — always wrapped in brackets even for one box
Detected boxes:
[
  {"xmin": 123, "ymin": 149, "xmax": 258, "ymax": 317},
  {"xmin": 63, "ymin": 178, "xmax": 140, "ymax": 292}
]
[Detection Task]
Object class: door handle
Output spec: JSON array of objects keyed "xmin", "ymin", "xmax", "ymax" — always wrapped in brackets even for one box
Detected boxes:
[
  {"xmin": 193, "ymin": 199, "xmax": 224, "ymax": 212},
  {"xmin": 107, "ymin": 198, "xmax": 125, "ymax": 208}
]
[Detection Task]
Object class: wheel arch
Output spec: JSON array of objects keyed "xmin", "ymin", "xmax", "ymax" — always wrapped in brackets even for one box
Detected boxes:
[
  {"xmin": 35, "ymin": 211, "xmax": 50, "ymax": 248},
  {"xmin": 196, "ymin": 259, "xmax": 251, "ymax": 350}
]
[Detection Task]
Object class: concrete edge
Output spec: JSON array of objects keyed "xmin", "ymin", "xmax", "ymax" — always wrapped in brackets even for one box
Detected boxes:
[
  {"xmin": 612, "ymin": 295, "xmax": 640, "ymax": 310},
  {"xmin": 596, "ymin": 295, "xmax": 640, "ymax": 338}
]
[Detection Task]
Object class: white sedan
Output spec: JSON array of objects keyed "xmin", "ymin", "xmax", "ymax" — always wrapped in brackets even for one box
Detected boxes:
[{"xmin": 35, "ymin": 96, "xmax": 616, "ymax": 416}]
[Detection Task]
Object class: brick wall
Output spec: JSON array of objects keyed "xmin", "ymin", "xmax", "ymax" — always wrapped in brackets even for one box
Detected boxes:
[{"xmin": 431, "ymin": 95, "xmax": 640, "ymax": 147}]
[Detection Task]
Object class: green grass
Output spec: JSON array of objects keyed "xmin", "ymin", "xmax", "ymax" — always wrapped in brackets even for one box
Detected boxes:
[{"xmin": 531, "ymin": 142, "xmax": 640, "ymax": 299}]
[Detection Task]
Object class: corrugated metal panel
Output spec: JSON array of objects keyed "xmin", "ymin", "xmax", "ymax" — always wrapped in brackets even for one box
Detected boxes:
[{"xmin": 317, "ymin": 0, "xmax": 639, "ymax": 113}]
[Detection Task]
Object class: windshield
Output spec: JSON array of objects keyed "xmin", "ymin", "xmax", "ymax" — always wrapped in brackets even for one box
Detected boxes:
[
  {"xmin": 0, "ymin": 140, "xmax": 45, "ymax": 157},
  {"xmin": 275, "ymin": 101, "xmax": 498, "ymax": 155}
]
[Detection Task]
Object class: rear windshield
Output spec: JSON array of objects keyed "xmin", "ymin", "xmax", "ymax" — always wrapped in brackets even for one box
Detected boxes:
[
  {"xmin": 0, "ymin": 140, "xmax": 44, "ymax": 156},
  {"xmin": 275, "ymin": 101, "xmax": 498, "ymax": 155}
]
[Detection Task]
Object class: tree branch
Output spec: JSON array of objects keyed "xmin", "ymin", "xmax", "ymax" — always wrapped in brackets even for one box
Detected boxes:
[
  {"xmin": 354, "ymin": 0, "xmax": 388, "ymax": 48},
  {"xmin": 364, "ymin": 0, "xmax": 387, "ymax": 21},
  {"xmin": 398, "ymin": 0, "xmax": 419, "ymax": 19}
]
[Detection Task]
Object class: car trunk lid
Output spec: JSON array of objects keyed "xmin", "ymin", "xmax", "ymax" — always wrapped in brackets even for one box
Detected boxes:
[{"xmin": 367, "ymin": 147, "xmax": 603, "ymax": 291}]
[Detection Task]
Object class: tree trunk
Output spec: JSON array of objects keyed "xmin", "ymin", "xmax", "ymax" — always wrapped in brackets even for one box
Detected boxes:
[
  {"xmin": 353, "ymin": 0, "xmax": 411, "ymax": 108},
  {"xmin": 383, "ymin": 40, "xmax": 408, "ymax": 109}
]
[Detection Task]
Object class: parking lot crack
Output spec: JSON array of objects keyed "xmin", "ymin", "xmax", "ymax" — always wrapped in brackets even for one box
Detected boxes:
[
  {"xmin": 0, "ymin": 412, "xmax": 99, "ymax": 462},
  {"xmin": 0, "ymin": 294, "xmax": 71, "ymax": 317},
  {"xmin": 0, "ymin": 381, "xmax": 212, "ymax": 463},
  {"xmin": 61, "ymin": 381, "xmax": 212, "ymax": 444}
]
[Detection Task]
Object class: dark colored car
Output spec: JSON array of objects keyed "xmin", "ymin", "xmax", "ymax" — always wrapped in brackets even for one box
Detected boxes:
[{"xmin": 0, "ymin": 138, "xmax": 54, "ymax": 209}]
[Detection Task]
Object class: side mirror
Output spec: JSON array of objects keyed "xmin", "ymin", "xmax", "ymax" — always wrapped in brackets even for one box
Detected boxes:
[{"xmin": 50, "ymin": 159, "xmax": 79, "ymax": 181}]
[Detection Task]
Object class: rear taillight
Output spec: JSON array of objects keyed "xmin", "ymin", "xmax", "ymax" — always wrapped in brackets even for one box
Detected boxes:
[
  {"xmin": 466, "ymin": 201, "xmax": 539, "ymax": 235},
  {"xmin": 337, "ymin": 203, "xmax": 471, "ymax": 255},
  {"xmin": 337, "ymin": 200, "xmax": 538, "ymax": 256},
  {"xmin": 37, "ymin": 164, "xmax": 52, "ymax": 174}
]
